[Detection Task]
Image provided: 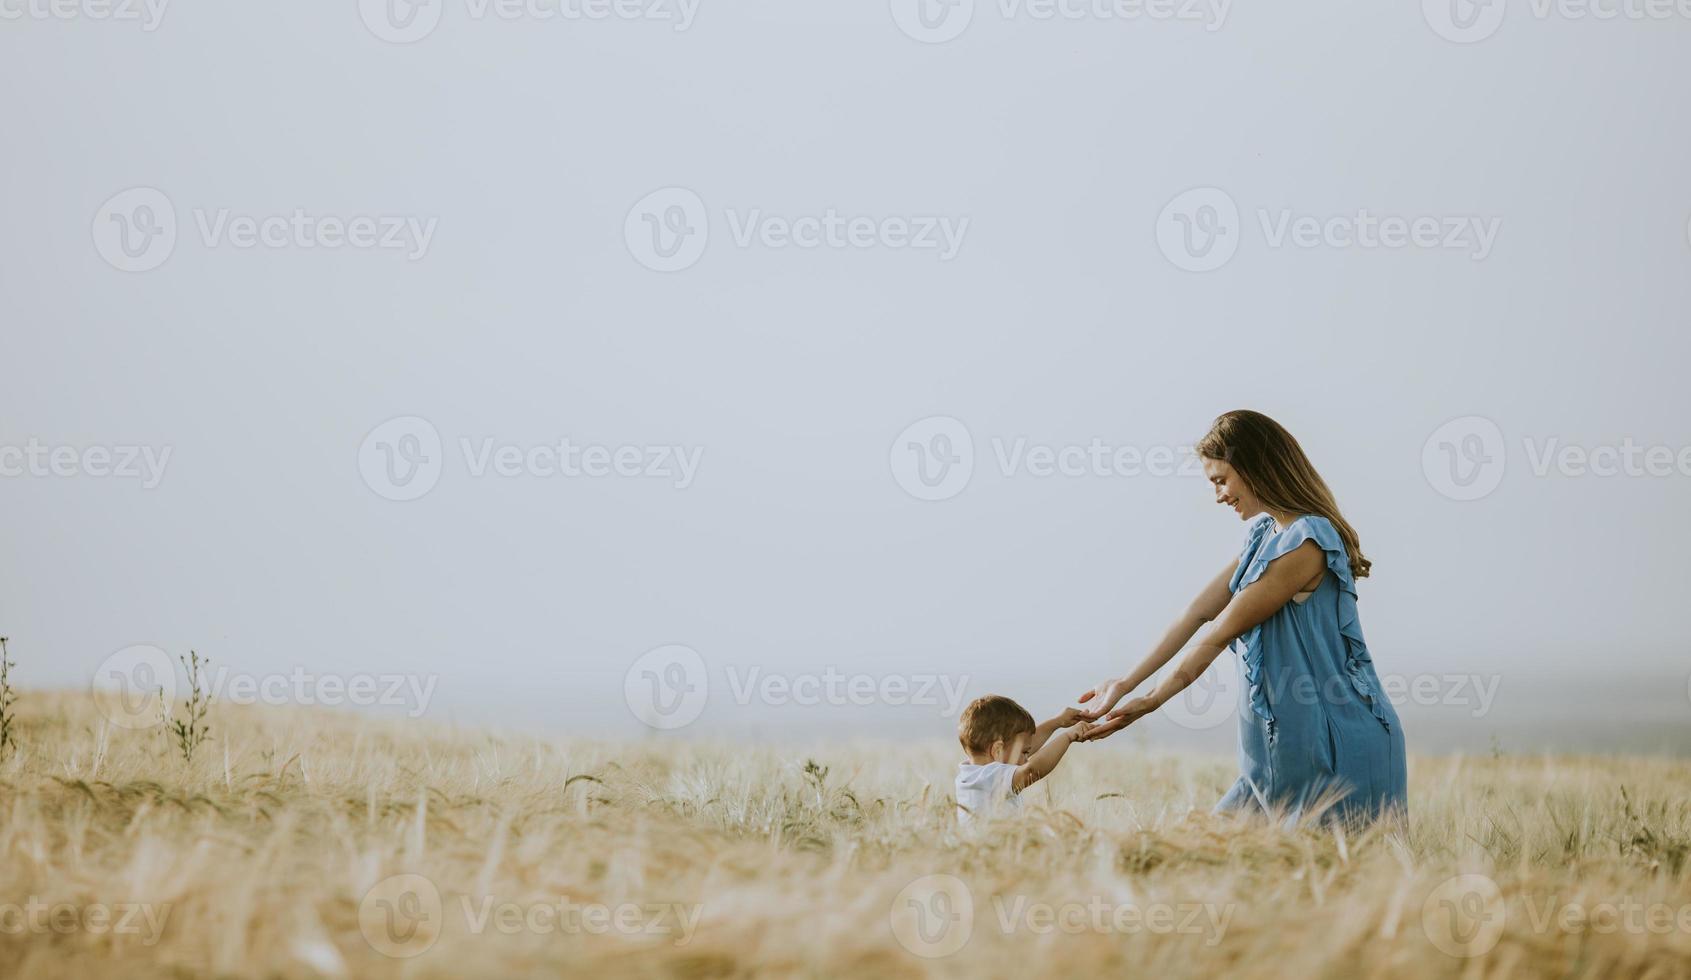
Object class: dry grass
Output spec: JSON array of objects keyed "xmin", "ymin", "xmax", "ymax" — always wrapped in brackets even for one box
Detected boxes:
[{"xmin": 2, "ymin": 691, "xmax": 1690, "ymax": 979}]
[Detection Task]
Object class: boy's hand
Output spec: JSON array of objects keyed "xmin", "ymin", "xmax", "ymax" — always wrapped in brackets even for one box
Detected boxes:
[
  {"xmin": 1067, "ymin": 720, "xmax": 1095, "ymax": 741},
  {"xmin": 1053, "ymin": 707, "xmax": 1085, "ymax": 728},
  {"xmin": 1078, "ymin": 696, "xmax": 1156, "ymax": 741}
]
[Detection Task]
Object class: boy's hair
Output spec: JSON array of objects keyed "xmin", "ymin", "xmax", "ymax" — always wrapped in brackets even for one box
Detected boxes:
[{"xmin": 958, "ymin": 695, "xmax": 1036, "ymax": 754}]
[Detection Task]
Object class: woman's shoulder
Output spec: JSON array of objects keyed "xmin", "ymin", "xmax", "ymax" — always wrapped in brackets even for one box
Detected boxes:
[
  {"xmin": 1254, "ymin": 515, "xmax": 1353, "ymax": 586},
  {"xmin": 1279, "ymin": 514, "xmax": 1341, "ymax": 547},
  {"xmin": 1240, "ymin": 514, "xmax": 1343, "ymax": 571}
]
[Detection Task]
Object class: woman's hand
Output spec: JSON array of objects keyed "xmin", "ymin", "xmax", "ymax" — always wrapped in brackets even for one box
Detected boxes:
[
  {"xmin": 1076, "ymin": 678, "xmax": 1133, "ymax": 721},
  {"xmin": 1078, "ymin": 696, "xmax": 1159, "ymax": 741}
]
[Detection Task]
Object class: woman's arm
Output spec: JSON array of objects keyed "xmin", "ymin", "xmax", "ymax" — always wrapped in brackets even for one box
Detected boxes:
[
  {"xmin": 1077, "ymin": 560, "xmax": 1236, "ymax": 721},
  {"xmin": 1083, "ymin": 540, "xmax": 1325, "ymax": 740}
]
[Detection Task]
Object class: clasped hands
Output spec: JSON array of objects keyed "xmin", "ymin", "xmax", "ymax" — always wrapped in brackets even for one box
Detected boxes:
[{"xmin": 1071, "ymin": 678, "xmax": 1160, "ymax": 742}]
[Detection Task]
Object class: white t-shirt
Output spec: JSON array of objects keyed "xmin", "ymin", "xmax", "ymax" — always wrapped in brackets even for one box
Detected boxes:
[{"xmin": 955, "ymin": 761, "xmax": 1020, "ymax": 822}]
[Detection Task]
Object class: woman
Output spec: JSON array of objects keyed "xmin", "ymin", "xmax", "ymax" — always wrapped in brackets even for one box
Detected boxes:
[{"xmin": 1078, "ymin": 410, "xmax": 1406, "ymax": 824}]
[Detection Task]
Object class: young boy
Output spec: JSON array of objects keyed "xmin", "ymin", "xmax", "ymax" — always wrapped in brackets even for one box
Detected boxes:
[{"xmin": 954, "ymin": 695, "xmax": 1092, "ymax": 823}]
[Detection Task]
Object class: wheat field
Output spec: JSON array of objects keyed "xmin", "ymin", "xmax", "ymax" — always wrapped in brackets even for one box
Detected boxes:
[{"xmin": 1, "ymin": 691, "xmax": 1689, "ymax": 979}]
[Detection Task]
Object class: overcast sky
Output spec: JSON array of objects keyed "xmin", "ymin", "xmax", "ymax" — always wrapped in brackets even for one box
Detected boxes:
[{"xmin": 3, "ymin": 0, "xmax": 1688, "ymax": 755}]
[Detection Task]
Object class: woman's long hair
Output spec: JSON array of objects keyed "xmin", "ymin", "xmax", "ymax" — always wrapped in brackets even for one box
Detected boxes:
[{"xmin": 1195, "ymin": 410, "xmax": 1371, "ymax": 579}]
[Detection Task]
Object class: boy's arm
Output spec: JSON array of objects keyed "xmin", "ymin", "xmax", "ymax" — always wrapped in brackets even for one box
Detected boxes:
[
  {"xmin": 1011, "ymin": 721, "xmax": 1092, "ymax": 793},
  {"xmin": 1025, "ymin": 707, "xmax": 1084, "ymax": 753}
]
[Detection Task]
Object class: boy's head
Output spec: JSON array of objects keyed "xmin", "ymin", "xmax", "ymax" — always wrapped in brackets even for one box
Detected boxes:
[{"xmin": 958, "ymin": 695, "xmax": 1036, "ymax": 764}]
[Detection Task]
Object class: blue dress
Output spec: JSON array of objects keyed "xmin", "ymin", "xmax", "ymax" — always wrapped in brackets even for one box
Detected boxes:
[{"xmin": 1214, "ymin": 515, "xmax": 1407, "ymax": 825}]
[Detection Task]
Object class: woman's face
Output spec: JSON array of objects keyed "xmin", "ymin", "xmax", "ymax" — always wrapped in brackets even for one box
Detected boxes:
[{"xmin": 1203, "ymin": 457, "xmax": 1262, "ymax": 520}]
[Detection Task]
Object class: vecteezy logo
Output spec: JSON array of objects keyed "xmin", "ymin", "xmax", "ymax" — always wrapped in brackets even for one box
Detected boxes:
[
  {"xmin": 1155, "ymin": 187, "xmax": 1239, "ymax": 272},
  {"xmin": 625, "ymin": 644, "xmax": 709, "ymax": 730},
  {"xmin": 358, "ymin": 416, "xmax": 444, "ymax": 502},
  {"xmin": 1161, "ymin": 660, "xmax": 1239, "ymax": 731},
  {"xmin": 92, "ymin": 187, "xmax": 178, "ymax": 273},
  {"xmin": 360, "ymin": 873, "xmax": 444, "ymax": 958},
  {"xmin": 1422, "ymin": 0, "xmax": 1506, "ymax": 43},
  {"xmin": 889, "ymin": 0, "xmax": 974, "ymax": 43},
  {"xmin": 625, "ymin": 187, "xmax": 709, "ymax": 272},
  {"xmin": 890, "ymin": 874, "xmax": 973, "ymax": 958},
  {"xmin": 1421, "ymin": 874, "xmax": 1505, "ymax": 958},
  {"xmin": 889, "ymin": 416, "xmax": 974, "ymax": 502},
  {"xmin": 1422, "ymin": 416, "xmax": 1505, "ymax": 501},
  {"xmin": 91, "ymin": 644, "xmax": 177, "ymax": 730},
  {"xmin": 359, "ymin": 0, "xmax": 444, "ymax": 43}
]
